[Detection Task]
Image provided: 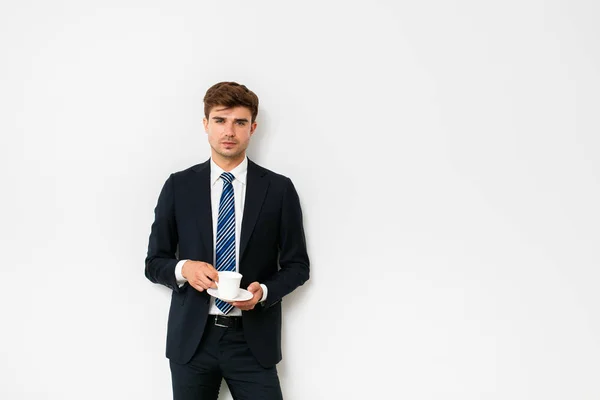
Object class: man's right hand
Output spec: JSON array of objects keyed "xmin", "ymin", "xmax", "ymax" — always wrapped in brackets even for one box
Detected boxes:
[{"xmin": 182, "ymin": 261, "xmax": 218, "ymax": 292}]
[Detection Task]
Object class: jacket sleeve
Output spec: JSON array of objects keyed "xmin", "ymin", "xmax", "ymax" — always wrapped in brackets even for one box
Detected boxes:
[
  {"xmin": 145, "ymin": 174, "xmax": 182, "ymax": 292},
  {"xmin": 262, "ymin": 177, "xmax": 310, "ymax": 309}
]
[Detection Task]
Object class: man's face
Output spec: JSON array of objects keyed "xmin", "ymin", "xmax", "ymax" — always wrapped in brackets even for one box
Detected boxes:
[{"xmin": 203, "ymin": 106, "xmax": 257, "ymax": 163}]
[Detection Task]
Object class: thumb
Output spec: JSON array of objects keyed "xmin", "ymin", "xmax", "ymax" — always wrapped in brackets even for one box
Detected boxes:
[{"xmin": 247, "ymin": 282, "xmax": 261, "ymax": 293}]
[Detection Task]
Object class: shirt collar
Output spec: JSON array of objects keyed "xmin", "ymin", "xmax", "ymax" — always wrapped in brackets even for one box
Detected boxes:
[{"xmin": 210, "ymin": 157, "xmax": 248, "ymax": 186}]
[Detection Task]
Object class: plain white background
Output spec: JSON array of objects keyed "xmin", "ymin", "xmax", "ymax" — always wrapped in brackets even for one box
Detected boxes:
[{"xmin": 1, "ymin": 1, "xmax": 599, "ymax": 399}]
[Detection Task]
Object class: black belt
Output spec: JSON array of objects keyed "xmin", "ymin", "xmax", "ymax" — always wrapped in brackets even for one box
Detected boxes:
[{"xmin": 208, "ymin": 314, "xmax": 243, "ymax": 329}]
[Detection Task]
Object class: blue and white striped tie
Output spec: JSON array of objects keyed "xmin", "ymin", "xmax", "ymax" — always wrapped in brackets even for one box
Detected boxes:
[{"xmin": 215, "ymin": 172, "xmax": 236, "ymax": 314}]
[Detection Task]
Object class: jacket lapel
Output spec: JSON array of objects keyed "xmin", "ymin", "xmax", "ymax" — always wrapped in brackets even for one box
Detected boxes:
[
  {"xmin": 240, "ymin": 160, "xmax": 269, "ymax": 261},
  {"xmin": 191, "ymin": 160, "xmax": 214, "ymax": 263}
]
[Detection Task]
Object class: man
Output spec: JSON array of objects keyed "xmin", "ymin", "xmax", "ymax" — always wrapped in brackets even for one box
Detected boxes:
[{"xmin": 145, "ymin": 81, "xmax": 310, "ymax": 400}]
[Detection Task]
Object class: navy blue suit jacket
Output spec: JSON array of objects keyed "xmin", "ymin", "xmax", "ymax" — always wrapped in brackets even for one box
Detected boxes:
[{"xmin": 145, "ymin": 159, "xmax": 310, "ymax": 367}]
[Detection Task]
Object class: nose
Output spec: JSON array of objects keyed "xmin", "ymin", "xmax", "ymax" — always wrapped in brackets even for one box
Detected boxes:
[{"xmin": 223, "ymin": 121, "xmax": 235, "ymax": 136}]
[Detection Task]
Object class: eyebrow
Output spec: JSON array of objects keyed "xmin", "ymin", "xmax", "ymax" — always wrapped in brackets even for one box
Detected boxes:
[{"xmin": 211, "ymin": 116, "xmax": 249, "ymax": 123}]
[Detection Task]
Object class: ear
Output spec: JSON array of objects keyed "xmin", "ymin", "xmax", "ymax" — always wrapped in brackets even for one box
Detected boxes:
[
  {"xmin": 203, "ymin": 117, "xmax": 209, "ymax": 133},
  {"xmin": 250, "ymin": 121, "xmax": 258, "ymax": 135}
]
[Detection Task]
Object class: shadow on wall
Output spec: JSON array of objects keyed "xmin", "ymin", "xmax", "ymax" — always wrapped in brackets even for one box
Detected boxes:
[
  {"xmin": 277, "ymin": 285, "xmax": 311, "ymax": 386},
  {"xmin": 246, "ymin": 106, "xmax": 313, "ymax": 398},
  {"xmin": 247, "ymin": 109, "xmax": 273, "ymax": 162}
]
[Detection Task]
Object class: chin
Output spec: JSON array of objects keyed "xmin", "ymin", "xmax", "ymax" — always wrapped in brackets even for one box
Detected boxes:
[{"xmin": 220, "ymin": 151, "xmax": 242, "ymax": 159}]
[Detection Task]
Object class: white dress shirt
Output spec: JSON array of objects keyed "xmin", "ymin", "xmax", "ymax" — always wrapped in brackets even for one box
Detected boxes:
[{"xmin": 174, "ymin": 157, "xmax": 267, "ymax": 316}]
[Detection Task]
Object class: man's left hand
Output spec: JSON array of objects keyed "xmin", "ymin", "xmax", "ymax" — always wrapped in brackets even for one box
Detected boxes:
[{"xmin": 231, "ymin": 282, "xmax": 263, "ymax": 311}]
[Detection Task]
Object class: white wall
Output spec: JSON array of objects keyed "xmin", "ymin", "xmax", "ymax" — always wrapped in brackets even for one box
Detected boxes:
[{"xmin": 1, "ymin": 1, "xmax": 599, "ymax": 399}]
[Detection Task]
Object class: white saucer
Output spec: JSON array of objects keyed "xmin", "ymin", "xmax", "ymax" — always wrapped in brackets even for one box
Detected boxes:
[{"xmin": 207, "ymin": 288, "xmax": 253, "ymax": 302}]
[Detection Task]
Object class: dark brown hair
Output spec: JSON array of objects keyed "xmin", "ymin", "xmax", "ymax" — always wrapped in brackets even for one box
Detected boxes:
[{"xmin": 203, "ymin": 82, "xmax": 259, "ymax": 122}]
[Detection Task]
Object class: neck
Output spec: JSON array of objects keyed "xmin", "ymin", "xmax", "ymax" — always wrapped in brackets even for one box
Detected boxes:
[{"xmin": 212, "ymin": 153, "xmax": 245, "ymax": 172}]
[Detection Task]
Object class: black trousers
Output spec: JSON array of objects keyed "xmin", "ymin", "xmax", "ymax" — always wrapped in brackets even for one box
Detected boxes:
[{"xmin": 169, "ymin": 320, "xmax": 283, "ymax": 400}]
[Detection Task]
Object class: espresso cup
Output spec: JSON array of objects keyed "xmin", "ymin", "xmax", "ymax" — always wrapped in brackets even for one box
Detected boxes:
[{"xmin": 215, "ymin": 271, "xmax": 242, "ymax": 299}]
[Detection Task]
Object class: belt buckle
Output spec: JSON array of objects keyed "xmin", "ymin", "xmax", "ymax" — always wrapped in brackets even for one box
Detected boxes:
[{"xmin": 214, "ymin": 315, "xmax": 228, "ymax": 328}]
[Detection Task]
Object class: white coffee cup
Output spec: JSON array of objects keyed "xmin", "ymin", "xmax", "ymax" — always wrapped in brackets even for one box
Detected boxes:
[{"xmin": 215, "ymin": 271, "xmax": 242, "ymax": 299}]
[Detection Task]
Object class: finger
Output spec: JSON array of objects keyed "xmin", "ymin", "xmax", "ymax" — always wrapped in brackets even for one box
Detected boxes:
[
  {"xmin": 197, "ymin": 274, "xmax": 216, "ymax": 289},
  {"xmin": 192, "ymin": 282, "xmax": 205, "ymax": 292},
  {"xmin": 201, "ymin": 269, "xmax": 219, "ymax": 288},
  {"xmin": 233, "ymin": 299, "xmax": 256, "ymax": 308},
  {"xmin": 207, "ymin": 270, "xmax": 219, "ymax": 283},
  {"xmin": 247, "ymin": 282, "xmax": 260, "ymax": 293},
  {"xmin": 197, "ymin": 276, "xmax": 214, "ymax": 291},
  {"xmin": 202, "ymin": 263, "xmax": 219, "ymax": 276},
  {"xmin": 246, "ymin": 283, "xmax": 262, "ymax": 302}
]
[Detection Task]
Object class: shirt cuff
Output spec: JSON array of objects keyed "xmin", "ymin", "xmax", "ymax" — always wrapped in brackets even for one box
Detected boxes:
[
  {"xmin": 175, "ymin": 259, "xmax": 189, "ymax": 287},
  {"xmin": 260, "ymin": 284, "xmax": 268, "ymax": 302}
]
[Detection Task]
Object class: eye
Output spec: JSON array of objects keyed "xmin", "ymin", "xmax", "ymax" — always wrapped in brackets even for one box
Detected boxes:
[
  {"xmin": 235, "ymin": 120, "xmax": 247, "ymax": 126},
  {"xmin": 214, "ymin": 119, "xmax": 224, "ymax": 124}
]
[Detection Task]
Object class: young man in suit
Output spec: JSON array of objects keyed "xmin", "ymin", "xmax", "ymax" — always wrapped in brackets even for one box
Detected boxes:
[{"xmin": 145, "ymin": 81, "xmax": 310, "ymax": 399}]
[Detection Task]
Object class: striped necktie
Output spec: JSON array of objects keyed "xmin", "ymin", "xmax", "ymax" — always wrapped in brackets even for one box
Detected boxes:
[{"xmin": 215, "ymin": 172, "xmax": 236, "ymax": 314}]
